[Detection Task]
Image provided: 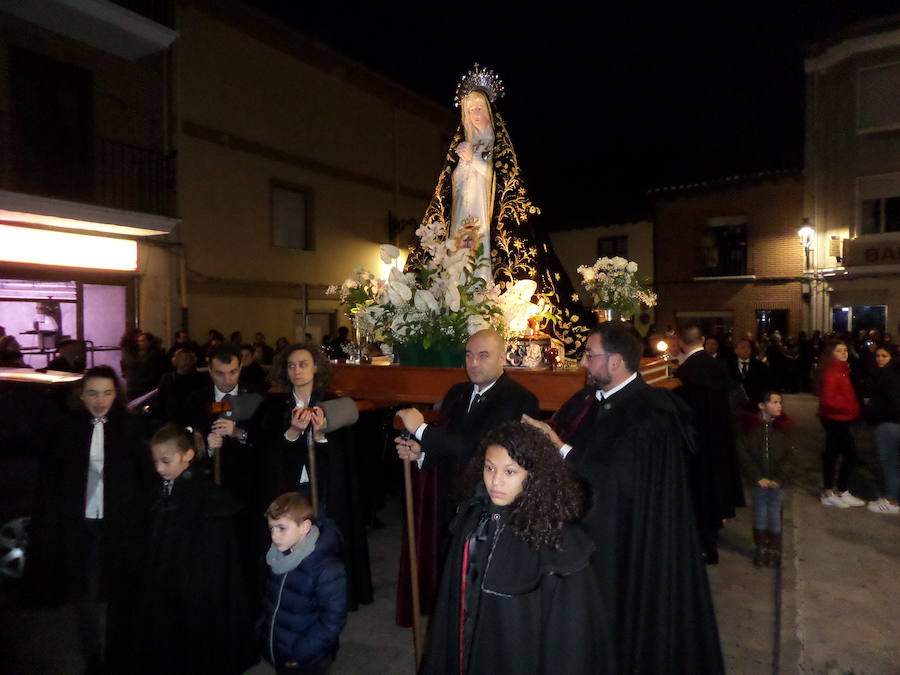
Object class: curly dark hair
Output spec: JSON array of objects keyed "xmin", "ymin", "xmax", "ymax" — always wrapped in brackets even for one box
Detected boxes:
[
  {"xmin": 474, "ymin": 421, "xmax": 586, "ymax": 551},
  {"xmin": 269, "ymin": 342, "xmax": 332, "ymax": 392}
]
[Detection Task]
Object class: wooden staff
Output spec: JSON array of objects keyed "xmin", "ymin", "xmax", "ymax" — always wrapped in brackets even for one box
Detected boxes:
[
  {"xmin": 306, "ymin": 427, "xmax": 319, "ymax": 518},
  {"xmin": 213, "ymin": 440, "xmax": 221, "ymax": 486},
  {"xmin": 402, "ymin": 450, "xmax": 424, "ymax": 667},
  {"xmin": 394, "ymin": 409, "xmax": 439, "ymax": 668},
  {"xmin": 209, "ymin": 399, "xmax": 234, "ymax": 487}
]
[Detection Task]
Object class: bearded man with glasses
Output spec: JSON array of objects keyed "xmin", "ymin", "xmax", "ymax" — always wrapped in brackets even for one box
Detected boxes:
[{"xmin": 523, "ymin": 322, "xmax": 724, "ymax": 675}]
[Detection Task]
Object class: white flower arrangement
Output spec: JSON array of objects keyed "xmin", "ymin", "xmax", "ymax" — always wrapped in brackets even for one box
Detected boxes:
[
  {"xmin": 577, "ymin": 256, "xmax": 657, "ymax": 319},
  {"xmin": 328, "ymin": 221, "xmax": 531, "ymax": 349}
]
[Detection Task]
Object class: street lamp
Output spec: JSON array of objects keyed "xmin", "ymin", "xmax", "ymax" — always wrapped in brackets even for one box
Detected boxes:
[{"xmin": 798, "ymin": 218, "xmax": 815, "ymax": 271}]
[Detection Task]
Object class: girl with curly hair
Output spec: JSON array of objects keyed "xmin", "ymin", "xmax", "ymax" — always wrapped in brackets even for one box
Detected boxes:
[{"xmin": 422, "ymin": 421, "xmax": 611, "ymax": 674}]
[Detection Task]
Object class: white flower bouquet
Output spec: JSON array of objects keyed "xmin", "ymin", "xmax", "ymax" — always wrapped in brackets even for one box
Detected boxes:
[
  {"xmin": 577, "ymin": 256, "xmax": 657, "ymax": 319},
  {"xmin": 327, "ymin": 222, "xmax": 510, "ymax": 349}
]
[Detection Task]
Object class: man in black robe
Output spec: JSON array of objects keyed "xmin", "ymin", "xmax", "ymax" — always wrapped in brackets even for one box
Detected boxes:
[
  {"xmin": 393, "ymin": 329, "xmax": 539, "ymax": 624},
  {"xmin": 525, "ymin": 323, "xmax": 724, "ymax": 674},
  {"xmin": 181, "ymin": 343, "xmax": 263, "ymax": 503},
  {"xmin": 675, "ymin": 324, "xmax": 745, "ymax": 565}
]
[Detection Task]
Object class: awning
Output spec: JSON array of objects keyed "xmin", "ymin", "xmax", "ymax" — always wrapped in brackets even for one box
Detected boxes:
[{"xmin": 0, "ymin": 189, "xmax": 178, "ymax": 238}]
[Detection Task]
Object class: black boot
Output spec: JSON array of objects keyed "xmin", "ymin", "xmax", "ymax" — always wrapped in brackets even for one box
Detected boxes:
[
  {"xmin": 753, "ymin": 529, "xmax": 767, "ymax": 567},
  {"xmin": 767, "ymin": 532, "xmax": 782, "ymax": 567}
]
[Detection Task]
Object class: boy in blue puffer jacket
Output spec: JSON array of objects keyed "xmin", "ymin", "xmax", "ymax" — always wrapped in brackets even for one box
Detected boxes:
[{"xmin": 258, "ymin": 492, "xmax": 348, "ymax": 674}]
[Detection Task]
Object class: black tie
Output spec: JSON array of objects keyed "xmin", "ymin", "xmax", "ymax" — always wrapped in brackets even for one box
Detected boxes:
[
  {"xmin": 468, "ymin": 392, "xmax": 484, "ymax": 414},
  {"xmin": 741, "ymin": 362, "xmax": 748, "ymax": 377}
]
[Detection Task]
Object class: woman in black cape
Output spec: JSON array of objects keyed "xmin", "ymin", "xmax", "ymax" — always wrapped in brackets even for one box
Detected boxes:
[{"xmin": 253, "ymin": 342, "xmax": 373, "ymax": 609}]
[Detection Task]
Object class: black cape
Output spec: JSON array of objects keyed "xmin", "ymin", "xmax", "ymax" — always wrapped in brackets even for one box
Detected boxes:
[
  {"xmin": 397, "ymin": 373, "xmax": 539, "ymax": 626},
  {"xmin": 675, "ymin": 351, "xmax": 746, "ymax": 541},
  {"xmin": 27, "ymin": 408, "xmax": 156, "ymax": 670},
  {"xmin": 562, "ymin": 376, "xmax": 725, "ymax": 675},
  {"xmin": 422, "ymin": 488, "xmax": 612, "ymax": 675},
  {"xmin": 136, "ymin": 470, "xmax": 256, "ymax": 675}
]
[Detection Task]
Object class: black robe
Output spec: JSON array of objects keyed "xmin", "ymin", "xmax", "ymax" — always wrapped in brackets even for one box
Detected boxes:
[
  {"xmin": 27, "ymin": 408, "xmax": 155, "ymax": 669},
  {"xmin": 28, "ymin": 408, "xmax": 153, "ymax": 602},
  {"xmin": 254, "ymin": 391, "xmax": 373, "ymax": 609},
  {"xmin": 397, "ymin": 372, "xmax": 539, "ymax": 626},
  {"xmin": 181, "ymin": 382, "xmax": 265, "ymax": 590},
  {"xmin": 562, "ymin": 375, "xmax": 725, "ymax": 675},
  {"xmin": 422, "ymin": 488, "xmax": 611, "ymax": 675},
  {"xmin": 136, "ymin": 470, "xmax": 256, "ymax": 675},
  {"xmin": 675, "ymin": 350, "xmax": 745, "ymax": 556}
]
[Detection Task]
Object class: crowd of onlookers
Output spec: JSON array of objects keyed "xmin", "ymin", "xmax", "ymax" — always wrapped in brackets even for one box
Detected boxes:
[{"xmin": 674, "ymin": 326, "xmax": 900, "ymax": 517}]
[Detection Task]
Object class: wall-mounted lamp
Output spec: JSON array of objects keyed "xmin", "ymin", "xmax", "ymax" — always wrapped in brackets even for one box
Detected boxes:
[{"xmin": 798, "ymin": 218, "xmax": 816, "ymax": 271}]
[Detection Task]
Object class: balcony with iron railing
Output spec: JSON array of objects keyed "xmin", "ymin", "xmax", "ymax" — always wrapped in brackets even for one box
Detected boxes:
[{"xmin": 0, "ymin": 130, "xmax": 176, "ymax": 218}]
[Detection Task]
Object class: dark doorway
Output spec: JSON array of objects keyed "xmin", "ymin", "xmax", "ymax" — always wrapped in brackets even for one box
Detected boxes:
[{"xmin": 756, "ymin": 309, "xmax": 788, "ymax": 337}]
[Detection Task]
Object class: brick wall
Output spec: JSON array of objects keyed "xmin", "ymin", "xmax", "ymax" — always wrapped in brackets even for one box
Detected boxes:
[{"xmin": 653, "ymin": 173, "xmax": 805, "ymax": 337}]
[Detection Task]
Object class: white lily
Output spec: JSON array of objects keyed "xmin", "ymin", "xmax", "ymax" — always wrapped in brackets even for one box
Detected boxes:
[
  {"xmin": 414, "ymin": 289, "xmax": 439, "ymax": 313},
  {"xmin": 379, "ymin": 244, "xmax": 401, "ymax": 265}
]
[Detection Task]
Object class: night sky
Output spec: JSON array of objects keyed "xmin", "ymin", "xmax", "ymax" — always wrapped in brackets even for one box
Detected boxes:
[{"xmin": 248, "ymin": 1, "xmax": 898, "ymax": 228}]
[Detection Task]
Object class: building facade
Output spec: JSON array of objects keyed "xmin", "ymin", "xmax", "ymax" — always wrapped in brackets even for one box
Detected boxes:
[
  {"xmin": 652, "ymin": 171, "xmax": 805, "ymax": 339},
  {"xmin": 172, "ymin": 0, "xmax": 452, "ymax": 345},
  {"xmin": 805, "ymin": 15, "xmax": 900, "ymax": 336},
  {"xmin": 0, "ymin": 0, "xmax": 177, "ymax": 370},
  {"xmin": 549, "ymin": 220, "xmax": 656, "ymax": 335},
  {"xmin": 1, "ymin": 0, "xmax": 456, "ymax": 364}
]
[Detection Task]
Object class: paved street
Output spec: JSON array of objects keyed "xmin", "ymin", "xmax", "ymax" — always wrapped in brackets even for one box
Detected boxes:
[{"xmin": 4, "ymin": 394, "xmax": 899, "ymax": 674}]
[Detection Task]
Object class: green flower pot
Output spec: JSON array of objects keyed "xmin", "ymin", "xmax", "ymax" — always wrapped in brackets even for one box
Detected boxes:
[{"xmin": 396, "ymin": 343, "xmax": 465, "ymax": 368}]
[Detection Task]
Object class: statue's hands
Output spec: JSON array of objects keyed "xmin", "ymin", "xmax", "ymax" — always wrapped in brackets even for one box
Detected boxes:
[
  {"xmin": 521, "ymin": 414, "xmax": 564, "ymax": 451},
  {"xmin": 456, "ymin": 141, "xmax": 473, "ymax": 163}
]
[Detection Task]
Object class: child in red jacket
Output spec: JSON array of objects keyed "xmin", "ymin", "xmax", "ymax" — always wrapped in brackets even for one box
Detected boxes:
[{"xmin": 817, "ymin": 340, "xmax": 865, "ymax": 508}]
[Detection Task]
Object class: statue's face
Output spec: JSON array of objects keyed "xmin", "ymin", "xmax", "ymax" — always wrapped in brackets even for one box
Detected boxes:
[{"xmin": 465, "ymin": 94, "xmax": 490, "ymax": 132}]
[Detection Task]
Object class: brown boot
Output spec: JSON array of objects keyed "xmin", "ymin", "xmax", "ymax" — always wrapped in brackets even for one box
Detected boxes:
[
  {"xmin": 768, "ymin": 532, "xmax": 782, "ymax": 567},
  {"xmin": 753, "ymin": 529, "xmax": 767, "ymax": 567}
]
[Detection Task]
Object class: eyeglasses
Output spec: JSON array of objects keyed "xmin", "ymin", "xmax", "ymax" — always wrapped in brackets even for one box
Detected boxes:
[{"xmin": 581, "ymin": 351, "xmax": 612, "ymax": 361}]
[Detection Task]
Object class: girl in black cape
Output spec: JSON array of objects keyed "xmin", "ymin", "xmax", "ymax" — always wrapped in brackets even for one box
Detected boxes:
[
  {"xmin": 136, "ymin": 423, "xmax": 256, "ymax": 674},
  {"xmin": 253, "ymin": 342, "xmax": 373, "ymax": 609},
  {"xmin": 422, "ymin": 421, "xmax": 612, "ymax": 674},
  {"xmin": 28, "ymin": 365, "xmax": 153, "ymax": 672}
]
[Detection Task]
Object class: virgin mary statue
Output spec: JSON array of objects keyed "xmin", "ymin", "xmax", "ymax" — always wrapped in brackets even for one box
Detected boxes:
[{"xmin": 409, "ymin": 64, "xmax": 584, "ymax": 350}]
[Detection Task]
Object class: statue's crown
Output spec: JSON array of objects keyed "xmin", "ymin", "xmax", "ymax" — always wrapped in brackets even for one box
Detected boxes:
[{"xmin": 455, "ymin": 63, "xmax": 505, "ymax": 108}]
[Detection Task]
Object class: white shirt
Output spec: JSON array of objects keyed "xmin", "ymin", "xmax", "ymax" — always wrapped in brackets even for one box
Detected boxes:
[
  {"xmin": 414, "ymin": 378, "xmax": 500, "ymax": 468},
  {"xmin": 284, "ymin": 394, "xmax": 311, "ymax": 484},
  {"xmin": 558, "ymin": 372, "xmax": 638, "ymax": 459},
  {"xmin": 84, "ymin": 420, "xmax": 105, "ymax": 519},
  {"xmin": 214, "ymin": 385, "xmax": 238, "ymax": 404},
  {"xmin": 682, "ymin": 345, "xmax": 705, "ymax": 359}
]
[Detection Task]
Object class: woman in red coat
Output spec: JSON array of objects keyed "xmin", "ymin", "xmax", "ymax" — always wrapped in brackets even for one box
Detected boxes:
[{"xmin": 817, "ymin": 340, "xmax": 865, "ymax": 508}]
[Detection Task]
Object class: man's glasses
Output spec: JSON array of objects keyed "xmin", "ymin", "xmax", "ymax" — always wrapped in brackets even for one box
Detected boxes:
[{"xmin": 580, "ymin": 350, "xmax": 612, "ymax": 361}]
